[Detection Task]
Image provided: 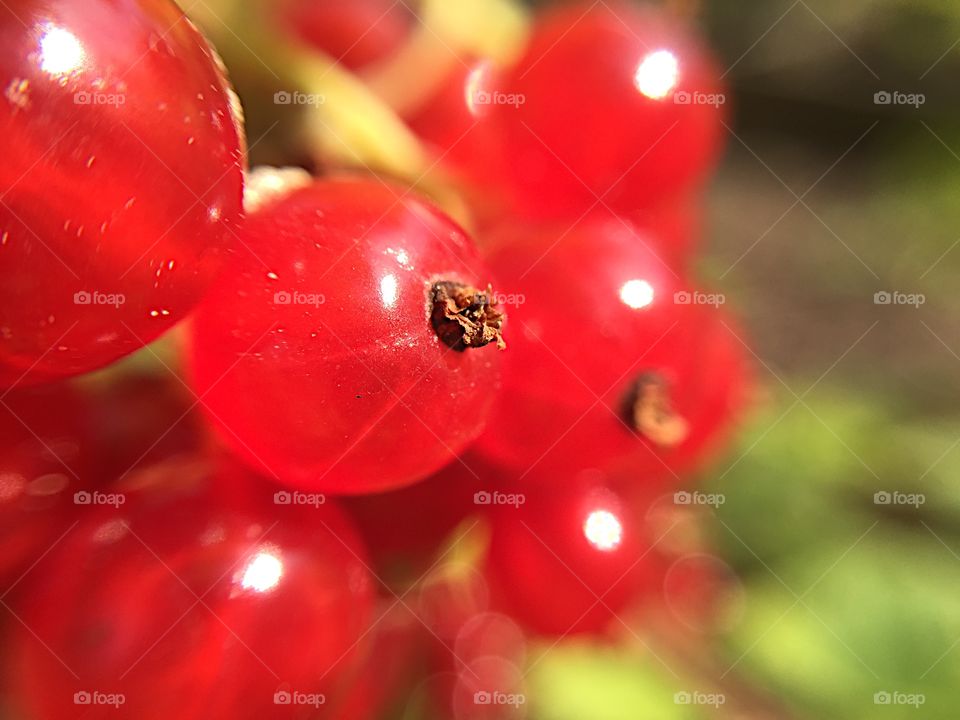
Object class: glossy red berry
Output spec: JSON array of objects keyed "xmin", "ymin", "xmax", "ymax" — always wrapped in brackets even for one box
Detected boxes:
[
  {"xmin": 488, "ymin": 1, "xmax": 725, "ymax": 219},
  {"xmin": 0, "ymin": 0, "xmax": 244, "ymax": 387},
  {"xmin": 279, "ymin": 0, "xmax": 413, "ymax": 70},
  {"xmin": 485, "ymin": 475, "xmax": 662, "ymax": 637},
  {"xmin": 189, "ymin": 177, "xmax": 505, "ymax": 495},
  {"xmin": 8, "ymin": 461, "xmax": 374, "ymax": 719},
  {"xmin": 477, "ymin": 216, "xmax": 747, "ymax": 483}
]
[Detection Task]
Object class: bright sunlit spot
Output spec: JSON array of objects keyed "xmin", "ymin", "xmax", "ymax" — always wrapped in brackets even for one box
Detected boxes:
[
  {"xmin": 239, "ymin": 550, "xmax": 284, "ymax": 593},
  {"xmin": 39, "ymin": 26, "xmax": 85, "ymax": 76},
  {"xmin": 619, "ymin": 279, "xmax": 655, "ymax": 309},
  {"xmin": 634, "ymin": 49, "xmax": 679, "ymax": 100},
  {"xmin": 583, "ymin": 510, "xmax": 623, "ymax": 552},
  {"xmin": 380, "ymin": 273, "xmax": 398, "ymax": 308}
]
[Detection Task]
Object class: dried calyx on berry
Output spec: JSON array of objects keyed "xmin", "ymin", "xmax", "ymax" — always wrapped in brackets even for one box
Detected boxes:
[
  {"xmin": 627, "ymin": 372, "xmax": 689, "ymax": 447},
  {"xmin": 430, "ymin": 281, "xmax": 506, "ymax": 351}
]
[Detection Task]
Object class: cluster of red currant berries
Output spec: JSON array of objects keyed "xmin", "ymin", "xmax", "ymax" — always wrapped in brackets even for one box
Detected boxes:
[{"xmin": 0, "ymin": 0, "xmax": 749, "ymax": 717}]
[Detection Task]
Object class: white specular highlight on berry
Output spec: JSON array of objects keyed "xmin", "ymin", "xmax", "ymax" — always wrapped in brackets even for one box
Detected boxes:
[
  {"xmin": 583, "ymin": 510, "xmax": 623, "ymax": 551},
  {"xmin": 239, "ymin": 550, "xmax": 284, "ymax": 592},
  {"xmin": 634, "ymin": 49, "xmax": 679, "ymax": 100},
  {"xmin": 619, "ymin": 279, "xmax": 655, "ymax": 309},
  {"xmin": 39, "ymin": 26, "xmax": 85, "ymax": 76}
]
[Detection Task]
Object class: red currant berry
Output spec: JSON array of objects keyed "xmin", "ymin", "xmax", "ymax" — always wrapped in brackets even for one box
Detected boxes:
[
  {"xmin": 485, "ymin": 475, "xmax": 662, "ymax": 637},
  {"xmin": 0, "ymin": 382, "xmax": 86, "ymax": 583},
  {"xmin": 0, "ymin": 0, "xmax": 244, "ymax": 387},
  {"xmin": 488, "ymin": 1, "xmax": 725, "ymax": 219},
  {"xmin": 280, "ymin": 0, "xmax": 413, "ymax": 70},
  {"xmin": 188, "ymin": 177, "xmax": 506, "ymax": 495},
  {"xmin": 477, "ymin": 216, "xmax": 747, "ymax": 483},
  {"xmin": 8, "ymin": 460, "xmax": 374, "ymax": 719}
]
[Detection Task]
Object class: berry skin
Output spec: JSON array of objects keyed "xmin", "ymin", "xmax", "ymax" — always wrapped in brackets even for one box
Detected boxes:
[
  {"xmin": 279, "ymin": 0, "xmax": 413, "ymax": 70},
  {"xmin": 189, "ymin": 177, "xmax": 505, "ymax": 495},
  {"xmin": 0, "ymin": 0, "xmax": 244, "ymax": 387},
  {"xmin": 485, "ymin": 474, "xmax": 662, "ymax": 637},
  {"xmin": 488, "ymin": 1, "xmax": 725, "ymax": 219},
  {"xmin": 7, "ymin": 461, "xmax": 375, "ymax": 720},
  {"xmin": 476, "ymin": 216, "xmax": 748, "ymax": 484}
]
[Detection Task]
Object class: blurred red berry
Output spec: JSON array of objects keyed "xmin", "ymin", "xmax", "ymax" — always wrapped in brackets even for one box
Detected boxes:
[
  {"xmin": 7, "ymin": 461, "xmax": 374, "ymax": 719},
  {"xmin": 485, "ymin": 475, "xmax": 663, "ymax": 637},
  {"xmin": 487, "ymin": 1, "xmax": 726, "ymax": 219},
  {"xmin": 476, "ymin": 216, "xmax": 747, "ymax": 483}
]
